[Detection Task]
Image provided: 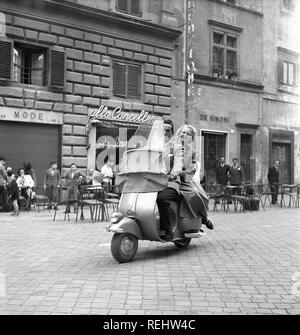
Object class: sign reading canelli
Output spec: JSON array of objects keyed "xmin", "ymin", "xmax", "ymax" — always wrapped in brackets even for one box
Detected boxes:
[{"xmin": 89, "ymin": 105, "xmax": 159, "ymax": 124}]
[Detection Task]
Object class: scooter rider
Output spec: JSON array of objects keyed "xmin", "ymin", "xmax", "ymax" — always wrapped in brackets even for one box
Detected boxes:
[{"xmin": 156, "ymin": 120, "xmax": 185, "ymax": 240}]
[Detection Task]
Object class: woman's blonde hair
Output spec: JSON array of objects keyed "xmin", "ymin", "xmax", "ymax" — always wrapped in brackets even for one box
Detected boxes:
[{"xmin": 175, "ymin": 124, "xmax": 197, "ymax": 141}]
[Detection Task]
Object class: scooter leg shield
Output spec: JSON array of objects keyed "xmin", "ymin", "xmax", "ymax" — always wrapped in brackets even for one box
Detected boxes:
[{"xmin": 108, "ymin": 217, "xmax": 143, "ymax": 240}]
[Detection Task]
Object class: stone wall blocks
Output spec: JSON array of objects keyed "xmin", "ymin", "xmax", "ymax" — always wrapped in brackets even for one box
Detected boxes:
[
  {"xmin": 123, "ymin": 50, "xmax": 133, "ymax": 59},
  {"xmin": 62, "ymin": 145, "xmax": 72, "ymax": 155},
  {"xmin": 54, "ymin": 103, "xmax": 73, "ymax": 113},
  {"xmin": 101, "ymin": 55, "xmax": 111, "ymax": 65},
  {"xmin": 93, "ymin": 44, "xmax": 107, "ymax": 54},
  {"xmin": 102, "ymin": 36, "xmax": 114, "ymax": 46},
  {"xmin": 144, "ymin": 94, "xmax": 158, "ymax": 104},
  {"xmin": 50, "ymin": 25, "xmax": 65, "ymax": 35},
  {"xmin": 83, "ymin": 74, "xmax": 101, "ymax": 86},
  {"xmin": 83, "ymin": 97, "xmax": 100, "ymax": 107},
  {"xmin": 0, "ymin": 97, "xmax": 4, "ymax": 106},
  {"xmin": 84, "ymin": 52, "xmax": 101, "ymax": 64},
  {"xmin": 6, "ymin": 26, "xmax": 24, "ymax": 39},
  {"xmin": 92, "ymin": 87, "xmax": 110, "ymax": 98},
  {"xmin": 14, "ymin": 17, "xmax": 50, "ymax": 32},
  {"xmin": 155, "ymin": 65, "xmax": 172, "ymax": 77},
  {"xmin": 159, "ymin": 76, "xmax": 172, "ymax": 86},
  {"xmin": 145, "ymin": 74, "xmax": 159, "ymax": 84},
  {"xmin": 65, "ymin": 95, "xmax": 82, "ymax": 104},
  {"xmin": 73, "ymin": 84, "xmax": 91, "ymax": 96},
  {"xmin": 75, "ymin": 40, "xmax": 92, "ymax": 51},
  {"xmin": 154, "ymin": 106, "xmax": 171, "ymax": 115},
  {"xmin": 72, "ymin": 146, "xmax": 88, "ymax": 156},
  {"xmin": 65, "ymin": 83, "xmax": 73, "ymax": 94},
  {"xmin": 155, "ymin": 48, "xmax": 172, "ymax": 59},
  {"xmin": 74, "ymin": 61, "xmax": 92, "ymax": 73},
  {"xmin": 143, "ymin": 45, "xmax": 154, "ymax": 54},
  {"xmin": 0, "ymin": 87, "xmax": 24, "ymax": 98},
  {"xmin": 159, "ymin": 58, "xmax": 172, "ymax": 67},
  {"xmin": 58, "ymin": 37, "xmax": 73, "ymax": 48},
  {"xmin": 24, "ymin": 29, "xmax": 38, "ymax": 41},
  {"xmin": 145, "ymin": 64, "xmax": 154, "ymax": 73},
  {"xmin": 73, "ymin": 126, "xmax": 87, "ymax": 136},
  {"xmin": 84, "ymin": 32, "xmax": 102, "ymax": 43},
  {"xmin": 115, "ymin": 40, "xmax": 142, "ymax": 52},
  {"xmin": 66, "ymin": 71, "xmax": 83, "ymax": 83},
  {"xmin": 105, "ymin": 99, "xmax": 123, "ymax": 108},
  {"xmin": 108, "ymin": 47, "xmax": 123, "ymax": 57},
  {"xmin": 158, "ymin": 96, "xmax": 172, "ymax": 106},
  {"xmin": 132, "ymin": 102, "xmax": 149, "ymax": 111},
  {"xmin": 148, "ymin": 55, "xmax": 159, "ymax": 64},
  {"xmin": 5, "ymin": 98, "xmax": 24, "ymax": 108},
  {"xmin": 145, "ymin": 84, "xmax": 154, "ymax": 93},
  {"xmin": 66, "ymin": 60, "xmax": 73, "ymax": 71},
  {"xmin": 101, "ymin": 77, "xmax": 110, "ymax": 88},
  {"xmin": 73, "ymin": 105, "xmax": 88, "ymax": 115},
  {"xmin": 154, "ymin": 86, "xmax": 171, "ymax": 96},
  {"xmin": 133, "ymin": 53, "xmax": 148, "ymax": 62},
  {"xmin": 65, "ymin": 28, "xmax": 83, "ymax": 40},
  {"xmin": 34, "ymin": 101, "xmax": 53, "ymax": 110},
  {"xmin": 38, "ymin": 32, "xmax": 57, "ymax": 45},
  {"xmin": 64, "ymin": 114, "xmax": 88, "ymax": 125},
  {"xmin": 36, "ymin": 91, "xmax": 63, "ymax": 102},
  {"xmin": 66, "ymin": 48, "xmax": 83, "ymax": 61}
]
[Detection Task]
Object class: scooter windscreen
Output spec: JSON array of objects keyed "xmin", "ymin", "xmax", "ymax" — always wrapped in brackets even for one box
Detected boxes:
[{"xmin": 116, "ymin": 119, "xmax": 168, "ymax": 193}]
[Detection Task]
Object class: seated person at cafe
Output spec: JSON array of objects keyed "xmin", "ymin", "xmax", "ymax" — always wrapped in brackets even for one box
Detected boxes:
[
  {"xmin": 16, "ymin": 168, "xmax": 35, "ymax": 209},
  {"xmin": 85, "ymin": 168, "xmax": 102, "ymax": 186}
]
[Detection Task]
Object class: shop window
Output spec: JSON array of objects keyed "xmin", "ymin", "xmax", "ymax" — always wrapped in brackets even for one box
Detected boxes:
[
  {"xmin": 212, "ymin": 31, "xmax": 238, "ymax": 79},
  {"xmin": 116, "ymin": 0, "xmax": 141, "ymax": 16},
  {"xmin": 113, "ymin": 61, "xmax": 141, "ymax": 99},
  {"xmin": 0, "ymin": 39, "xmax": 65, "ymax": 88},
  {"xmin": 280, "ymin": 61, "xmax": 296, "ymax": 86}
]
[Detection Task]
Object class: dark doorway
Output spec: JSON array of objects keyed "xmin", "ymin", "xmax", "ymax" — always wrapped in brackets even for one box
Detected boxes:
[
  {"xmin": 240, "ymin": 133, "xmax": 253, "ymax": 183},
  {"xmin": 272, "ymin": 142, "xmax": 291, "ymax": 184},
  {"xmin": 203, "ymin": 132, "xmax": 227, "ymax": 183}
]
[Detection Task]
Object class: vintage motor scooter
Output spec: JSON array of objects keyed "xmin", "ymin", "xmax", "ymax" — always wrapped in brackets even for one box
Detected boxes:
[{"xmin": 106, "ymin": 119, "xmax": 203, "ymax": 263}]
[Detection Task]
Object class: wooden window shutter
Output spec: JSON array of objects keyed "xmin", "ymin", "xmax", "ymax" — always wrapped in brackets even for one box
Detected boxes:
[
  {"xmin": 117, "ymin": 0, "xmax": 128, "ymax": 12},
  {"xmin": 113, "ymin": 62, "xmax": 126, "ymax": 97},
  {"xmin": 49, "ymin": 48, "xmax": 65, "ymax": 88},
  {"xmin": 127, "ymin": 65, "xmax": 140, "ymax": 98},
  {"xmin": 0, "ymin": 39, "xmax": 12, "ymax": 81},
  {"xmin": 278, "ymin": 59, "xmax": 284, "ymax": 84},
  {"xmin": 131, "ymin": 0, "xmax": 140, "ymax": 15}
]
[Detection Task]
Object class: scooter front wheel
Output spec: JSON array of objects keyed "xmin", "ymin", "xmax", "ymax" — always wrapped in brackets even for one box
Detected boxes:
[
  {"xmin": 174, "ymin": 238, "xmax": 191, "ymax": 249},
  {"xmin": 111, "ymin": 233, "xmax": 138, "ymax": 263}
]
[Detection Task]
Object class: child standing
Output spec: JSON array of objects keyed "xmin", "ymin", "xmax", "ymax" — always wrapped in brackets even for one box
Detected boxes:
[{"xmin": 8, "ymin": 173, "xmax": 19, "ymax": 216}]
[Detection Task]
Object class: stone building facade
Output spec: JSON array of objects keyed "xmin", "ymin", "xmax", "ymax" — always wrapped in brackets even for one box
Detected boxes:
[
  {"xmin": 185, "ymin": 0, "xmax": 300, "ymax": 184},
  {"xmin": 0, "ymin": 0, "xmax": 185, "ymax": 185}
]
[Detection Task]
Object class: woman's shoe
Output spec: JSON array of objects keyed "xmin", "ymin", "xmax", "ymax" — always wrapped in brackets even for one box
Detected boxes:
[{"xmin": 205, "ymin": 219, "xmax": 214, "ymax": 230}]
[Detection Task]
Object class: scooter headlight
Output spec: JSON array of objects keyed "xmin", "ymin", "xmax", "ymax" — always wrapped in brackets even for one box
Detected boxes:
[{"xmin": 110, "ymin": 211, "xmax": 123, "ymax": 224}]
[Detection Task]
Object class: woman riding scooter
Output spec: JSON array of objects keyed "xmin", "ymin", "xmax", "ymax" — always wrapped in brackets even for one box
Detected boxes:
[
  {"xmin": 175, "ymin": 125, "xmax": 214, "ymax": 230},
  {"xmin": 107, "ymin": 119, "xmax": 206, "ymax": 263}
]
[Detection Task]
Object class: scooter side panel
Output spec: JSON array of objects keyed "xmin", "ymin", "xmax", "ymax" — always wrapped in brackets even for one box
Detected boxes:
[{"xmin": 108, "ymin": 217, "xmax": 143, "ymax": 240}]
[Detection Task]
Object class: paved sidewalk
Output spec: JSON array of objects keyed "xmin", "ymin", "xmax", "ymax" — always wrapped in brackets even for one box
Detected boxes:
[{"xmin": 0, "ymin": 206, "xmax": 299, "ymax": 315}]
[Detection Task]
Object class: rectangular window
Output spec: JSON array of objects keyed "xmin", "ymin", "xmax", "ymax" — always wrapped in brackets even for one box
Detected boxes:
[
  {"xmin": 282, "ymin": 61, "xmax": 295, "ymax": 86},
  {"xmin": 13, "ymin": 44, "xmax": 47, "ymax": 86},
  {"xmin": 212, "ymin": 31, "xmax": 238, "ymax": 79},
  {"xmin": 116, "ymin": 0, "xmax": 141, "ymax": 16},
  {"xmin": 113, "ymin": 61, "xmax": 141, "ymax": 99}
]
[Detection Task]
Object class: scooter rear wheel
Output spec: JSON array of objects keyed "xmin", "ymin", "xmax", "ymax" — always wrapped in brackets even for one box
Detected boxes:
[
  {"xmin": 111, "ymin": 233, "xmax": 138, "ymax": 263},
  {"xmin": 174, "ymin": 238, "xmax": 191, "ymax": 248}
]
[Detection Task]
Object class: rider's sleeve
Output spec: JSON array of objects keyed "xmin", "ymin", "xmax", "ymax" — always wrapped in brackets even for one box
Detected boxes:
[{"xmin": 170, "ymin": 143, "xmax": 185, "ymax": 177}]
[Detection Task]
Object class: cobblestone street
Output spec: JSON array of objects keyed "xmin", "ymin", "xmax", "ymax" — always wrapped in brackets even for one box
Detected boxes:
[{"xmin": 0, "ymin": 206, "xmax": 299, "ymax": 315}]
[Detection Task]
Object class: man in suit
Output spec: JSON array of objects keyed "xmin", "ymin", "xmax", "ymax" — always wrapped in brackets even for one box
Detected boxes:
[
  {"xmin": 215, "ymin": 157, "xmax": 230, "ymax": 186},
  {"xmin": 157, "ymin": 120, "xmax": 184, "ymax": 239},
  {"xmin": 228, "ymin": 158, "xmax": 245, "ymax": 195},
  {"xmin": 268, "ymin": 160, "xmax": 280, "ymax": 205}
]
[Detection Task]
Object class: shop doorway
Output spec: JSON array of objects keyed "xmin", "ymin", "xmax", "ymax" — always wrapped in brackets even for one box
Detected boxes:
[
  {"xmin": 0, "ymin": 121, "xmax": 60, "ymax": 187},
  {"xmin": 272, "ymin": 142, "xmax": 291, "ymax": 184},
  {"xmin": 203, "ymin": 132, "xmax": 227, "ymax": 183},
  {"xmin": 240, "ymin": 133, "xmax": 253, "ymax": 183}
]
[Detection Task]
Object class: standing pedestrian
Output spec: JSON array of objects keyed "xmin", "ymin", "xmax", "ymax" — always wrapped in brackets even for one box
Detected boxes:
[
  {"xmin": 215, "ymin": 157, "xmax": 230, "ymax": 186},
  {"xmin": 267, "ymin": 160, "xmax": 280, "ymax": 205},
  {"xmin": 228, "ymin": 158, "xmax": 245, "ymax": 195},
  {"xmin": 23, "ymin": 161, "xmax": 37, "ymax": 189},
  {"xmin": 64, "ymin": 163, "xmax": 85, "ymax": 213},
  {"xmin": 101, "ymin": 157, "xmax": 114, "ymax": 191},
  {"xmin": 0, "ymin": 156, "xmax": 8, "ymax": 212},
  {"xmin": 44, "ymin": 162, "xmax": 61, "ymax": 209},
  {"xmin": 8, "ymin": 172, "xmax": 19, "ymax": 216}
]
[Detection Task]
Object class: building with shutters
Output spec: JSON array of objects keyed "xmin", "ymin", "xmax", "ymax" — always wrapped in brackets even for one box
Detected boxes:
[
  {"xmin": 185, "ymin": 0, "xmax": 300, "ymax": 184},
  {"xmin": 0, "ymin": 0, "xmax": 185, "ymax": 186}
]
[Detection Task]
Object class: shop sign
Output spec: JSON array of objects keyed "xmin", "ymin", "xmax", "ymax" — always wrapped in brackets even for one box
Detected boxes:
[
  {"xmin": 89, "ymin": 105, "xmax": 159, "ymax": 125},
  {"xmin": 200, "ymin": 113, "xmax": 229, "ymax": 123},
  {"xmin": 0, "ymin": 107, "xmax": 63, "ymax": 124}
]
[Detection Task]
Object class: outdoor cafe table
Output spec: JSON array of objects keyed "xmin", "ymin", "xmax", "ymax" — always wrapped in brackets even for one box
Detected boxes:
[
  {"xmin": 77, "ymin": 185, "xmax": 104, "ymax": 221},
  {"xmin": 279, "ymin": 184, "xmax": 298, "ymax": 207}
]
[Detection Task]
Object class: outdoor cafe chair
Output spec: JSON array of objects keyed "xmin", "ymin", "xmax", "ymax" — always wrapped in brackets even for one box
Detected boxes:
[
  {"xmin": 31, "ymin": 187, "xmax": 50, "ymax": 213},
  {"xmin": 279, "ymin": 184, "xmax": 298, "ymax": 208}
]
